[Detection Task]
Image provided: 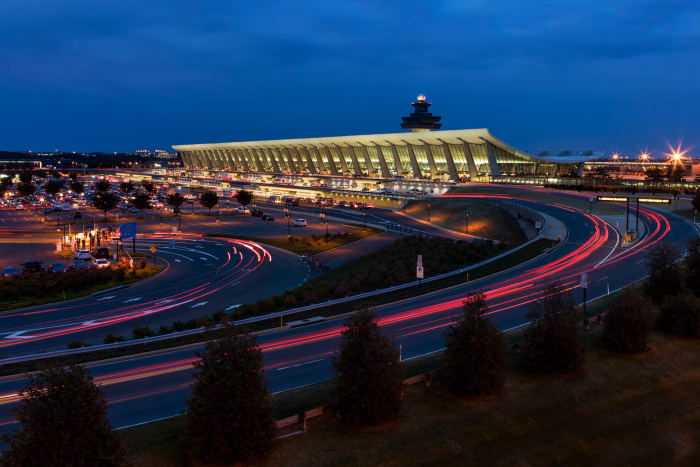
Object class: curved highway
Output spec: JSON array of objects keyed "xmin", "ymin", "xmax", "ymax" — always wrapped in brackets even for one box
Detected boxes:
[
  {"xmin": 0, "ymin": 186, "xmax": 695, "ymax": 430},
  {"xmin": 0, "ymin": 235, "xmax": 307, "ymax": 356}
]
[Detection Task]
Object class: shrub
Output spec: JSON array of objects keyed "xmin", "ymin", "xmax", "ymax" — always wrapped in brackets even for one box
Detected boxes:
[
  {"xmin": 333, "ymin": 309, "xmax": 403, "ymax": 424},
  {"xmin": 655, "ymin": 293, "xmax": 700, "ymax": 338},
  {"xmin": 132, "ymin": 326, "xmax": 155, "ymax": 339},
  {"xmin": 520, "ymin": 282, "xmax": 585, "ymax": 373},
  {"xmin": 644, "ymin": 243, "xmax": 683, "ymax": 304},
  {"xmin": 103, "ymin": 334, "xmax": 125, "ymax": 344},
  {"xmin": 66, "ymin": 340, "xmax": 88, "ymax": 349},
  {"xmin": 158, "ymin": 325, "xmax": 172, "ymax": 335},
  {"xmin": 602, "ymin": 290, "xmax": 653, "ymax": 353},
  {"xmin": 186, "ymin": 326, "xmax": 274, "ymax": 464},
  {"xmin": 444, "ymin": 292, "xmax": 506, "ymax": 395}
]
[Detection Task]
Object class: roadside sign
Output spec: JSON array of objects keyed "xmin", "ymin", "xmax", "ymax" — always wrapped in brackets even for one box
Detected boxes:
[
  {"xmin": 416, "ymin": 254, "xmax": 424, "ymax": 279},
  {"xmin": 119, "ymin": 222, "xmax": 136, "ymax": 240},
  {"xmin": 580, "ymin": 272, "xmax": 589, "ymax": 289},
  {"xmin": 150, "ymin": 246, "xmax": 157, "ymax": 254}
]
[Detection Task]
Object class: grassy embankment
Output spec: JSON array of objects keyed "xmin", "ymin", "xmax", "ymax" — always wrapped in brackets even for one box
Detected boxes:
[
  {"xmin": 122, "ymin": 323, "xmax": 700, "ymax": 466},
  {"xmin": 0, "ymin": 263, "xmax": 161, "ymax": 311},
  {"xmin": 403, "ymin": 198, "xmax": 527, "ymax": 244},
  {"xmin": 213, "ymin": 226, "xmax": 383, "ymax": 255}
]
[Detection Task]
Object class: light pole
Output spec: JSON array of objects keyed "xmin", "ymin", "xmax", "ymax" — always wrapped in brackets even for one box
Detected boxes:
[
  {"xmin": 178, "ymin": 211, "xmax": 181, "ymax": 231},
  {"xmin": 216, "ymin": 203, "xmax": 219, "ymax": 223},
  {"xmin": 324, "ymin": 220, "xmax": 329, "ymax": 246},
  {"xmin": 465, "ymin": 212, "xmax": 469, "ymax": 234},
  {"xmin": 362, "ymin": 209, "xmax": 367, "ymax": 230},
  {"xmin": 160, "ymin": 206, "xmax": 163, "ymax": 225},
  {"xmin": 427, "ymin": 198, "xmax": 431, "ymax": 223},
  {"xmin": 286, "ymin": 214, "xmax": 291, "ymax": 238}
]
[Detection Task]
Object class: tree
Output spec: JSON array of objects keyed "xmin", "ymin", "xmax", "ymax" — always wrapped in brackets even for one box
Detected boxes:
[
  {"xmin": 68, "ymin": 171, "xmax": 78, "ymax": 181},
  {"xmin": 655, "ymin": 293, "xmax": 700, "ymax": 338},
  {"xmin": 167, "ymin": 193, "xmax": 186, "ymax": 211},
  {"xmin": 43, "ymin": 179, "xmax": 64, "ymax": 196},
  {"xmin": 119, "ymin": 181, "xmax": 134, "ymax": 194},
  {"xmin": 130, "ymin": 192, "xmax": 151, "ymax": 216},
  {"xmin": 16, "ymin": 183, "xmax": 36, "ymax": 199},
  {"xmin": 236, "ymin": 189, "xmax": 254, "ymax": 207},
  {"xmin": 199, "ymin": 190, "xmax": 219, "ymax": 215},
  {"xmin": 692, "ymin": 188, "xmax": 700, "ymax": 217},
  {"xmin": 142, "ymin": 180, "xmax": 155, "ymax": 193},
  {"xmin": 444, "ymin": 292, "xmax": 506, "ymax": 396},
  {"xmin": 70, "ymin": 181, "xmax": 84, "ymax": 194},
  {"xmin": 644, "ymin": 243, "xmax": 682, "ymax": 304},
  {"xmin": 93, "ymin": 192, "xmax": 119, "ymax": 220},
  {"xmin": 186, "ymin": 326, "xmax": 275, "ymax": 464},
  {"xmin": 684, "ymin": 237, "xmax": 700, "ymax": 296},
  {"xmin": 602, "ymin": 289, "xmax": 653, "ymax": 353},
  {"xmin": 667, "ymin": 165, "xmax": 686, "ymax": 183},
  {"xmin": 94, "ymin": 179, "xmax": 111, "ymax": 193},
  {"xmin": 644, "ymin": 167, "xmax": 664, "ymax": 182},
  {"xmin": 332, "ymin": 309, "xmax": 403, "ymax": 424},
  {"xmin": 18, "ymin": 171, "xmax": 33, "ymax": 185},
  {"xmin": 35, "ymin": 170, "xmax": 48, "ymax": 179},
  {"xmin": 0, "ymin": 365, "xmax": 126, "ymax": 466},
  {"xmin": 520, "ymin": 282, "xmax": 585, "ymax": 373}
]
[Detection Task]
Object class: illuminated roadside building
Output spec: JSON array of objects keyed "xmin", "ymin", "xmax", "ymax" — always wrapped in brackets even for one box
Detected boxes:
[{"xmin": 173, "ymin": 97, "xmax": 591, "ymax": 181}]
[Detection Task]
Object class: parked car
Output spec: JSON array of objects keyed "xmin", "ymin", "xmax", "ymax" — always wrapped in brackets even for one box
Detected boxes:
[
  {"xmin": 261, "ymin": 214, "xmax": 274, "ymax": 221},
  {"xmin": 49, "ymin": 262, "xmax": 66, "ymax": 273},
  {"xmin": 128, "ymin": 207, "xmax": 139, "ymax": 214},
  {"xmin": 251, "ymin": 208, "xmax": 264, "ymax": 217},
  {"xmin": 3, "ymin": 266, "xmax": 18, "ymax": 277},
  {"xmin": 93, "ymin": 258, "xmax": 110, "ymax": 268},
  {"xmin": 75, "ymin": 249, "xmax": 92, "ymax": 261},
  {"xmin": 71, "ymin": 259, "xmax": 90, "ymax": 269},
  {"xmin": 95, "ymin": 247, "xmax": 110, "ymax": 259},
  {"xmin": 293, "ymin": 218, "xmax": 307, "ymax": 227},
  {"xmin": 15, "ymin": 204, "xmax": 24, "ymax": 210},
  {"xmin": 236, "ymin": 206, "xmax": 250, "ymax": 214},
  {"xmin": 22, "ymin": 261, "xmax": 43, "ymax": 274}
]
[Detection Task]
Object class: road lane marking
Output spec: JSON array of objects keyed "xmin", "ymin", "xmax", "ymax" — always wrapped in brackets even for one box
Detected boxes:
[
  {"xmin": 225, "ymin": 304, "xmax": 241, "ymax": 310},
  {"xmin": 276, "ymin": 358, "xmax": 325, "ymax": 372},
  {"xmin": 191, "ymin": 301, "xmax": 208, "ymax": 308},
  {"xmin": 155, "ymin": 298, "xmax": 173, "ymax": 305},
  {"xmin": 123, "ymin": 297, "xmax": 143, "ymax": 303},
  {"xmin": 96, "ymin": 295, "xmax": 115, "ymax": 301},
  {"xmin": 174, "ymin": 258, "xmax": 182, "ymax": 262}
]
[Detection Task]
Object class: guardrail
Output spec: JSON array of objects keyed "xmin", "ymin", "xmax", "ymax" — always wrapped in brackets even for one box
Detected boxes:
[{"xmin": 0, "ymin": 232, "xmax": 547, "ymax": 366}]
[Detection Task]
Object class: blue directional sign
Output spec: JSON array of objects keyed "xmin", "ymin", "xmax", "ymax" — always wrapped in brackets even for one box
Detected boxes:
[{"xmin": 119, "ymin": 222, "xmax": 136, "ymax": 240}]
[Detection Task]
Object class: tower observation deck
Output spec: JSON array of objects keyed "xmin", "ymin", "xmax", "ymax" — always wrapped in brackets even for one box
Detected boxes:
[{"xmin": 400, "ymin": 95, "xmax": 442, "ymax": 131}]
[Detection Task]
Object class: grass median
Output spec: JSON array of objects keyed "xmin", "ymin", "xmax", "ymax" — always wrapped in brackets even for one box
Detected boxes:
[{"xmin": 121, "ymin": 325, "xmax": 700, "ymax": 466}]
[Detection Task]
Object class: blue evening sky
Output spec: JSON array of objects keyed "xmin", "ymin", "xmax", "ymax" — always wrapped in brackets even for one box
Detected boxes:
[{"xmin": 1, "ymin": 0, "xmax": 699, "ymax": 156}]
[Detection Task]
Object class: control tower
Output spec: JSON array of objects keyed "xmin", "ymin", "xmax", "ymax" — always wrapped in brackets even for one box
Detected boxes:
[{"xmin": 400, "ymin": 95, "xmax": 442, "ymax": 131}]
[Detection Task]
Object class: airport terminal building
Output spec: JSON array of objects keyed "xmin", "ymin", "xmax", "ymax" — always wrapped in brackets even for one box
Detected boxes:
[{"xmin": 173, "ymin": 98, "xmax": 593, "ymax": 181}]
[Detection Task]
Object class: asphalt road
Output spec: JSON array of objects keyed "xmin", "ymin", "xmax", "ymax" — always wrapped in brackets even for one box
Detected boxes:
[
  {"xmin": 0, "ymin": 235, "xmax": 307, "ymax": 356},
  {"xmin": 0, "ymin": 186, "xmax": 695, "ymax": 431}
]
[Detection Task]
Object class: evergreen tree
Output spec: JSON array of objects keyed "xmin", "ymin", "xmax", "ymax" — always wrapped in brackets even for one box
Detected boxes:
[
  {"xmin": 444, "ymin": 292, "xmax": 506, "ymax": 395},
  {"xmin": 167, "ymin": 193, "xmax": 186, "ymax": 211},
  {"xmin": 332, "ymin": 309, "xmax": 403, "ymax": 424},
  {"xmin": 70, "ymin": 181, "xmax": 84, "ymax": 194},
  {"xmin": 119, "ymin": 181, "xmax": 134, "ymax": 193},
  {"xmin": 602, "ymin": 289, "xmax": 653, "ymax": 353},
  {"xmin": 644, "ymin": 243, "xmax": 682, "ymax": 304},
  {"xmin": 43, "ymin": 179, "xmax": 64, "ymax": 196},
  {"xmin": 18, "ymin": 170, "xmax": 33, "ymax": 184},
  {"xmin": 520, "ymin": 282, "xmax": 585, "ymax": 373},
  {"xmin": 186, "ymin": 325, "xmax": 275, "ymax": 464},
  {"xmin": 0, "ymin": 365, "xmax": 126, "ymax": 466}
]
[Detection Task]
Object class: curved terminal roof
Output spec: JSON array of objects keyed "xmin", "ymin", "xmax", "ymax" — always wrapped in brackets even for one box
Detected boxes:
[{"xmin": 172, "ymin": 128, "xmax": 597, "ymax": 164}]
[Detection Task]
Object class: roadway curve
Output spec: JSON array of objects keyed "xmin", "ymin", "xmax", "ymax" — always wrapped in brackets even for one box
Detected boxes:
[
  {"xmin": 0, "ymin": 186, "xmax": 695, "ymax": 430},
  {"xmin": 0, "ymin": 235, "xmax": 307, "ymax": 357}
]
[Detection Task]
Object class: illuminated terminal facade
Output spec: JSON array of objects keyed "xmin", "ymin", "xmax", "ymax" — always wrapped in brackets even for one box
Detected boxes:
[{"xmin": 173, "ymin": 98, "xmax": 593, "ymax": 181}]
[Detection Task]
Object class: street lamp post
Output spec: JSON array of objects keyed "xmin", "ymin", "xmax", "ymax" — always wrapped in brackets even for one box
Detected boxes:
[
  {"xmin": 324, "ymin": 220, "xmax": 329, "ymax": 246},
  {"xmin": 160, "ymin": 206, "xmax": 163, "ymax": 225},
  {"xmin": 427, "ymin": 199, "xmax": 431, "ymax": 223},
  {"xmin": 178, "ymin": 211, "xmax": 181, "ymax": 231},
  {"xmin": 56, "ymin": 211, "xmax": 60, "ymax": 232},
  {"xmin": 362, "ymin": 209, "xmax": 367, "ymax": 230},
  {"xmin": 286, "ymin": 214, "xmax": 291, "ymax": 238},
  {"xmin": 465, "ymin": 212, "xmax": 470, "ymax": 234},
  {"xmin": 636, "ymin": 197, "xmax": 640, "ymax": 232},
  {"xmin": 216, "ymin": 204, "xmax": 219, "ymax": 223}
]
